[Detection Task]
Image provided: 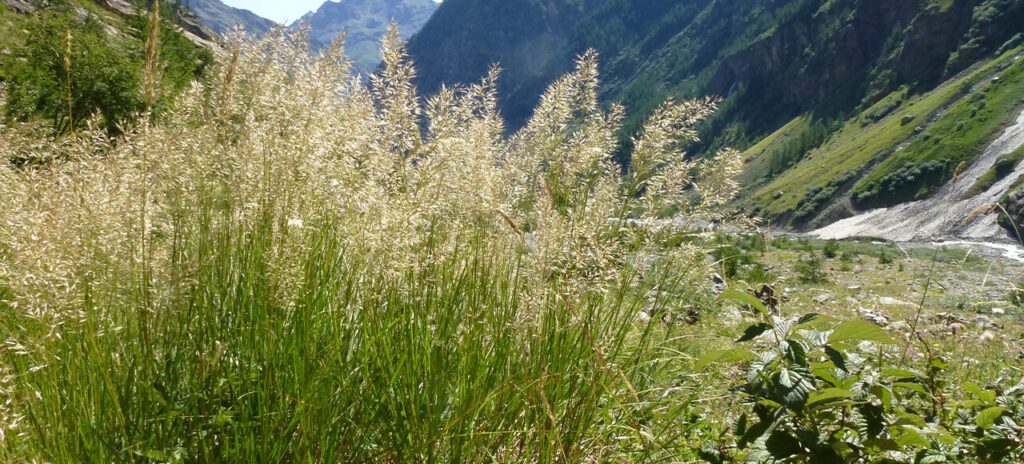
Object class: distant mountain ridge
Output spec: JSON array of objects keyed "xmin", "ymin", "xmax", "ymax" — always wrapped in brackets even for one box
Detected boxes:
[
  {"xmin": 181, "ymin": 0, "xmax": 439, "ymax": 72},
  {"xmin": 297, "ymin": 0, "xmax": 438, "ymax": 72},
  {"xmin": 182, "ymin": 0, "xmax": 278, "ymax": 36}
]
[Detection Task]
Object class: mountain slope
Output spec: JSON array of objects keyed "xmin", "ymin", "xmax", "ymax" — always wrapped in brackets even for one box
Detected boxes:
[
  {"xmin": 407, "ymin": 0, "xmax": 1024, "ymax": 236},
  {"xmin": 182, "ymin": 0, "xmax": 278, "ymax": 37},
  {"xmin": 406, "ymin": 0, "xmax": 604, "ymax": 128},
  {"xmin": 299, "ymin": 0, "xmax": 438, "ymax": 72}
]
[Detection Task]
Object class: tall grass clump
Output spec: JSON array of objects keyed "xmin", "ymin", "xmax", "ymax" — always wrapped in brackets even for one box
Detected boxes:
[{"xmin": 0, "ymin": 26, "xmax": 742, "ymax": 461}]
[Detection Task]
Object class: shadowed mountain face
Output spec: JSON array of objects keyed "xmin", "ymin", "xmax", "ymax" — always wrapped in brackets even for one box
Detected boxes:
[
  {"xmin": 406, "ymin": 0, "xmax": 1024, "ymax": 234},
  {"xmin": 407, "ymin": 0, "xmax": 1023, "ymax": 142},
  {"xmin": 406, "ymin": 0, "xmax": 605, "ymax": 129},
  {"xmin": 183, "ymin": 0, "xmax": 279, "ymax": 36},
  {"xmin": 298, "ymin": 0, "xmax": 439, "ymax": 72}
]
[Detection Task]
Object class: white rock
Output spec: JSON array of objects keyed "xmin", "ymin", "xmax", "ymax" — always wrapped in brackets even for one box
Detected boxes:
[
  {"xmin": 890, "ymin": 320, "xmax": 911, "ymax": 332},
  {"xmin": 878, "ymin": 296, "xmax": 911, "ymax": 306}
]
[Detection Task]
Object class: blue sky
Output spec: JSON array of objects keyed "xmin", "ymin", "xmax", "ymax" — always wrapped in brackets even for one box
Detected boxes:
[{"xmin": 220, "ymin": 0, "xmax": 442, "ymax": 24}]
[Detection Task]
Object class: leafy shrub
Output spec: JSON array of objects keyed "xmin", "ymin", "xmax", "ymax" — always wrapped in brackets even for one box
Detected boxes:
[
  {"xmin": 792, "ymin": 172, "xmax": 856, "ymax": 223},
  {"xmin": 743, "ymin": 262, "xmax": 774, "ymax": 283},
  {"xmin": 1, "ymin": 1, "xmax": 211, "ymax": 134},
  {"xmin": 714, "ymin": 244, "xmax": 760, "ymax": 279},
  {"xmin": 700, "ymin": 292, "xmax": 1024, "ymax": 463},
  {"xmin": 879, "ymin": 248, "xmax": 895, "ymax": 265},
  {"xmin": 1008, "ymin": 282, "xmax": 1024, "ymax": 307},
  {"xmin": 853, "ymin": 160, "xmax": 950, "ymax": 208},
  {"xmin": 794, "ymin": 251, "xmax": 825, "ymax": 283},
  {"xmin": 823, "ymin": 239, "xmax": 840, "ymax": 259}
]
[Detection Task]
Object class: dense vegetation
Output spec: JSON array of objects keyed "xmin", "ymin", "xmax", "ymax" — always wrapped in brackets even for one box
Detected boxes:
[
  {"xmin": 1, "ymin": 20, "xmax": 1022, "ymax": 461},
  {"xmin": 0, "ymin": 0, "xmax": 212, "ymax": 134}
]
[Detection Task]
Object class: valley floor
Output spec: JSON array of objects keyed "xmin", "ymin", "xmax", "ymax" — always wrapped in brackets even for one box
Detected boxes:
[{"xmin": 722, "ymin": 236, "xmax": 1024, "ymax": 363}]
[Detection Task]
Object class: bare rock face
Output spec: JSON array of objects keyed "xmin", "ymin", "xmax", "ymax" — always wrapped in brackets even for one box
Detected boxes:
[
  {"xmin": 185, "ymin": 0, "xmax": 278, "ymax": 37},
  {"xmin": 95, "ymin": 0, "xmax": 134, "ymax": 16},
  {"xmin": 176, "ymin": 7, "xmax": 216, "ymax": 43},
  {"xmin": 2, "ymin": 0, "xmax": 36, "ymax": 13}
]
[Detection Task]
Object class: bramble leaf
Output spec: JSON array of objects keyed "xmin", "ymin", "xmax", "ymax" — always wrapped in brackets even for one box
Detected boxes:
[
  {"xmin": 976, "ymin": 406, "xmax": 1007, "ymax": 429},
  {"xmin": 828, "ymin": 320, "xmax": 895, "ymax": 344},
  {"xmin": 824, "ymin": 345, "xmax": 847, "ymax": 371},
  {"xmin": 737, "ymin": 323, "xmax": 772, "ymax": 342},
  {"xmin": 807, "ymin": 388, "xmax": 854, "ymax": 408},
  {"xmin": 720, "ymin": 288, "xmax": 769, "ymax": 316}
]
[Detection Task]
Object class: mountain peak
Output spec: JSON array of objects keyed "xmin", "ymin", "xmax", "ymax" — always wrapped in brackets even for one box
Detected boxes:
[{"xmin": 297, "ymin": 0, "xmax": 439, "ymax": 71}]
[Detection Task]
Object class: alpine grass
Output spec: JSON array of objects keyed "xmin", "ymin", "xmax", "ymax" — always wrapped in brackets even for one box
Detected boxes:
[{"xmin": 0, "ymin": 25, "xmax": 739, "ymax": 461}]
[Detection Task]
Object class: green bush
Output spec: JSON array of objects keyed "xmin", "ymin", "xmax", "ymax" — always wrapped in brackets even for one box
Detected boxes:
[
  {"xmin": 823, "ymin": 239, "xmax": 840, "ymax": 259},
  {"xmin": 792, "ymin": 172, "xmax": 856, "ymax": 223},
  {"xmin": 3, "ymin": 4, "xmax": 142, "ymax": 133},
  {"xmin": 700, "ymin": 295, "xmax": 1024, "ymax": 463},
  {"xmin": 879, "ymin": 248, "xmax": 895, "ymax": 265},
  {"xmin": 794, "ymin": 251, "xmax": 825, "ymax": 283},
  {"xmin": 852, "ymin": 160, "xmax": 949, "ymax": 208},
  {"xmin": 1, "ymin": 1, "xmax": 211, "ymax": 134}
]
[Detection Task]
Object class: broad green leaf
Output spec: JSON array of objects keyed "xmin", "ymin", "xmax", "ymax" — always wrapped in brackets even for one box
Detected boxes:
[
  {"xmin": 797, "ymin": 312, "xmax": 820, "ymax": 325},
  {"xmin": 894, "ymin": 411, "xmax": 927, "ymax": 427},
  {"xmin": 863, "ymin": 438, "xmax": 900, "ymax": 451},
  {"xmin": 777, "ymin": 368, "xmax": 815, "ymax": 408},
  {"xmin": 720, "ymin": 288, "xmax": 768, "ymax": 316},
  {"xmin": 737, "ymin": 323, "xmax": 772, "ymax": 342},
  {"xmin": 895, "ymin": 428, "xmax": 930, "ymax": 447},
  {"xmin": 765, "ymin": 430, "xmax": 803, "ymax": 459},
  {"xmin": 859, "ymin": 403, "xmax": 886, "ymax": 438},
  {"xmin": 695, "ymin": 348, "xmax": 754, "ymax": 369},
  {"xmin": 732, "ymin": 413, "xmax": 748, "ymax": 436},
  {"xmin": 962, "ymin": 382, "xmax": 984, "ymax": 399},
  {"xmin": 811, "ymin": 362, "xmax": 840, "ymax": 387},
  {"xmin": 808, "ymin": 388, "xmax": 855, "ymax": 408},
  {"xmin": 921, "ymin": 452, "xmax": 948, "ymax": 463},
  {"xmin": 828, "ymin": 320, "xmax": 895, "ymax": 344},
  {"xmin": 894, "ymin": 382, "xmax": 929, "ymax": 396},
  {"xmin": 784, "ymin": 339, "xmax": 808, "ymax": 365},
  {"xmin": 824, "ymin": 345, "xmax": 847, "ymax": 371},
  {"xmin": 976, "ymin": 406, "xmax": 1007, "ymax": 429}
]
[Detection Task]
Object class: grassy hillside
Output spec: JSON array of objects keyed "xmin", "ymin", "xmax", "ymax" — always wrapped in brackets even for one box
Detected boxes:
[
  {"xmin": 410, "ymin": 0, "xmax": 1023, "ymax": 147},
  {"xmin": 745, "ymin": 46, "xmax": 1024, "ymax": 224}
]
